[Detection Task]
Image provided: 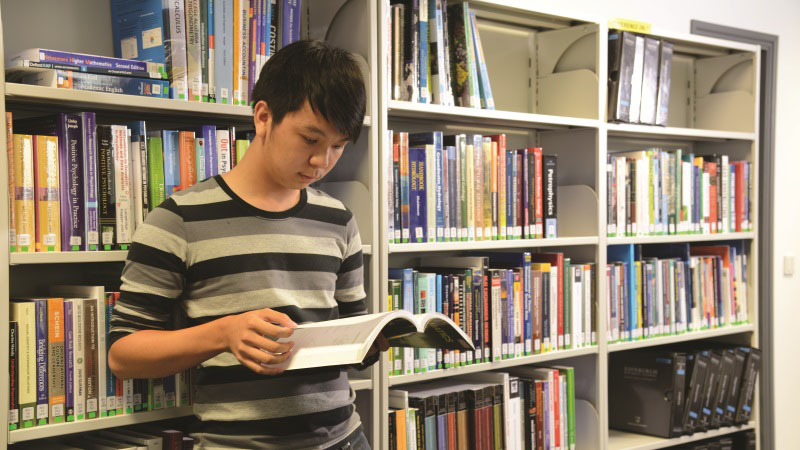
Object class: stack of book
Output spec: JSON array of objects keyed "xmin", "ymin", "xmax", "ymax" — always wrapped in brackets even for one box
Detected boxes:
[
  {"xmin": 609, "ymin": 346, "xmax": 760, "ymax": 439},
  {"xmin": 674, "ymin": 430, "xmax": 756, "ymax": 450},
  {"xmin": 388, "ymin": 131, "xmax": 558, "ymax": 244},
  {"xmin": 6, "ymin": 112, "xmax": 252, "ymax": 253},
  {"xmin": 606, "ymin": 242, "xmax": 749, "ymax": 344},
  {"xmin": 8, "ymin": 286, "xmax": 191, "ymax": 431},
  {"xmin": 388, "ymin": 253, "xmax": 595, "ymax": 376},
  {"xmin": 607, "ymin": 148, "xmax": 754, "ymax": 237},
  {"xmin": 6, "ymin": 1, "xmax": 306, "ymax": 103},
  {"xmin": 389, "ymin": 1, "xmax": 494, "ymax": 109},
  {"xmin": 608, "ymin": 30, "xmax": 673, "ymax": 126},
  {"xmin": 14, "ymin": 427, "xmax": 192, "ymax": 449},
  {"xmin": 389, "ymin": 366, "xmax": 577, "ymax": 450}
]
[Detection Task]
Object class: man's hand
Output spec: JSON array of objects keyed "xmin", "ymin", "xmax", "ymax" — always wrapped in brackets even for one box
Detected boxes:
[
  {"xmin": 366, "ymin": 333, "xmax": 390, "ymax": 357},
  {"xmin": 220, "ymin": 308, "xmax": 298, "ymax": 376}
]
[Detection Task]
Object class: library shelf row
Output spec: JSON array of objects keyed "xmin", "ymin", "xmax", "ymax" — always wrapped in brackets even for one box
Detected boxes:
[
  {"xmin": 607, "ymin": 323, "xmax": 756, "ymax": 353},
  {"xmin": 608, "ymin": 422, "xmax": 756, "ymax": 450},
  {"xmin": 3, "ymin": 83, "xmax": 372, "ymax": 127},
  {"xmin": 388, "ymin": 346, "xmax": 598, "ymax": 386},
  {"xmin": 7, "ymin": 377, "xmax": 373, "ymax": 444},
  {"xmin": 9, "ymin": 245, "xmax": 373, "ymax": 265}
]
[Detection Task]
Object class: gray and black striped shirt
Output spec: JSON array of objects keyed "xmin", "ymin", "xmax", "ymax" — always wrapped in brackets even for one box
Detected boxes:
[{"xmin": 109, "ymin": 175, "xmax": 367, "ymax": 449}]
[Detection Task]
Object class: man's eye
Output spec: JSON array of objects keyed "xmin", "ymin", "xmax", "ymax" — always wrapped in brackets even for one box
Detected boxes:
[
  {"xmin": 303, "ymin": 136, "xmax": 317, "ymax": 145},
  {"xmin": 333, "ymin": 143, "xmax": 346, "ymax": 151}
]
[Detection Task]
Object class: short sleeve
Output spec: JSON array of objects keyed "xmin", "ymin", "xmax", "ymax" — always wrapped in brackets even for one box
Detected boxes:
[
  {"xmin": 335, "ymin": 213, "xmax": 367, "ymax": 318},
  {"xmin": 108, "ymin": 198, "xmax": 188, "ymax": 348}
]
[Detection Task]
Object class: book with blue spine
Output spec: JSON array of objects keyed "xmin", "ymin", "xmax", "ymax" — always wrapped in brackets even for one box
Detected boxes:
[
  {"xmin": 281, "ymin": 0, "xmax": 302, "ymax": 48},
  {"xmin": 506, "ymin": 149, "xmax": 514, "ymax": 239},
  {"xmin": 9, "ymin": 48, "xmax": 164, "ymax": 74},
  {"xmin": 410, "ymin": 132, "xmax": 443, "ymax": 240},
  {"xmin": 81, "ymin": 113, "xmax": 100, "ymax": 251},
  {"xmin": 469, "ymin": 11, "xmax": 494, "ymax": 109},
  {"xmin": 543, "ymin": 155, "xmax": 558, "ymax": 238},
  {"xmin": 446, "ymin": 145, "xmax": 457, "ymax": 241},
  {"xmin": 162, "ymin": 130, "xmax": 181, "ymax": 196},
  {"xmin": 609, "ymin": 244, "xmax": 638, "ymax": 340},
  {"xmin": 489, "ymin": 252, "xmax": 533, "ymax": 355},
  {"xmin": 417, "ymin": 0, "xmax": 429, "ymax": 103},
  {"xmin": 20, "ymin": 70, "xmax": 169, "ymax": 98},
  {"xmin": 408, "ymin": 146, "xmax": 427, "ymax": 243},
  {"xmin": 58, "ymin": 113, "xmax": 86, "ymax": 251},
  {"xmin": 6, "ymin": 60, "xmax": 165, "ymax": 80}
]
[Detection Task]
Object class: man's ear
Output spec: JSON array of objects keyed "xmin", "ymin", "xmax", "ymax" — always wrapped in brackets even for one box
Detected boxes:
[{"xmin": 253, "ymin": 100, "xmax": 271, "ymax": 139}]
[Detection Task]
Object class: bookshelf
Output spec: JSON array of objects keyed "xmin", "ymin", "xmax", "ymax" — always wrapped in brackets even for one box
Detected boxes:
[
  {"xmin": 377, "ymin": 2, "xmax": 761, "ymax": 450},
  {"xmin": 0, "ymin": 1, "xmax": 761, "ymax": 449}
]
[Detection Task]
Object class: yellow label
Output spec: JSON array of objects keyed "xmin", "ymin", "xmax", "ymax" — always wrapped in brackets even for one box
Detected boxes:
[{"xmin": 609, "ymin": 18, "xmax": 652, "ymax": 34}]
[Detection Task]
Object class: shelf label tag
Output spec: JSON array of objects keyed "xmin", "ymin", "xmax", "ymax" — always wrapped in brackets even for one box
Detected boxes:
[{"xmin": 609, "ymin": 18, "xmax": 652, "ymax": 34}]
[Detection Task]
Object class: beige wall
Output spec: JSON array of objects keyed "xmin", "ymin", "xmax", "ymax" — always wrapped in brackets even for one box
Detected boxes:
[{"xmin": 557, "ymin": 0, "xmax": 800, "ymax": 445}]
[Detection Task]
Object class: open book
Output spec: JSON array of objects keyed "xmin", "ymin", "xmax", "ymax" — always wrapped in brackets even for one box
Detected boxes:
[{"xmin": 272, "ymin": 311, "xmax": 474, "ymax": 371}]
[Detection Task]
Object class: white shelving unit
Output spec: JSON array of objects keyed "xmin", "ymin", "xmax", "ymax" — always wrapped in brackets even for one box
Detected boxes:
[{"xmin": 0, "ymin": 1, "xmax": 761, "ymax": 449}]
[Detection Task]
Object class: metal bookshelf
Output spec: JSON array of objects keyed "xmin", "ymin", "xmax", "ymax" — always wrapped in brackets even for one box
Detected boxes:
[{"xmin": 608, "ymin": 422, "xmax": 755, "ymax": 450}]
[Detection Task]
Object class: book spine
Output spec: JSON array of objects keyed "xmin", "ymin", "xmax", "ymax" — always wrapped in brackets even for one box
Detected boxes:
[
  {"xmin": 12, "ymin": 304, "xmax": 36, "ymax": 429},
  {"xmin": 33, "ymin": 48, "xmax": 164, "ymax": 73},
  {"xmin": 543, "ymin": 155, "xmax": 557, "ymax": 238},
  {"xmin": 200, "ymin": 0, "xmax": 210, "ymax": 101},
  {"xmin": 195, "ymin": 137, "xmax": 206, "ymax": 181},
  {"xmin": 84, "ymin": 300, "xmax": 99, "ymax": 418},
  {"xmin": 216, "ymin": 129, "xmax": 232, "ymax": 174},
  {"xmin": 417, "ymin": 0, "xmax": 429, "ymax": 104},
  {"xmin": 206, "ymin": 0, "xmax": 215, "ymax": 101},
  {"xmin": 112, "ymin": 126, "xmax": 134, "ymax": 248},
  {"xmin": 9, "ymin": 321, "xmax": 19, "ymax": 430},
  {"xmin": 214, "ymin": 0, "xmax": 234, "ymax": 104},
  {"xmin": 34, "ymin": 300, "xmax": 49, "ymax": 425},
  {"xmin": 9, "ymin": 60, "xmax": 164, "ymax": 80},
  {"xmin": 164, "ymin": 0, "xmax": 189, "ymax": 99},
  {"xmin": 97, "ymin": 126, "xmax": 116, "ymax": 250},
  {"xmin": 469, "ymin": 11, "xmax": 494, "ymax": 109},
  {"xmin": 6, "ymin": 113, "xmax": 16, "ymax": 252},
  {"xmin": 473, "ymin": 136, "xmax": 483, "ymax": 240},
  {"xmin": 47, "ymin": 299, "xmax": 66, "ymax": 423},
  {"xmin": 269, "ymin": 0, "xmax": 278, "ymax": 54},
  {"xmin": 248, "ymin": 0, "xmax": 259, "ymax": 102},
  {"xmin": 72, "ymin": 300, "xmax": 85, "ymax": 421},
  {"xmin": 203, "ymin": 125, "xmax": 218, "ymax": 177},
  {"xmin": 446, "ymin": 3, "xmax": 468, "ymax": 106},
  {"xmin": 426, "ymin": 144, "xmax": 436, "ymax": 242},
  {"xmin": 233, "ymin": 0, "xmax": 250, "ymax": 105},
  {"xmin": 129, "ymin": 122, "xmax": 150, "ymax": 223},
  {"xmin": 435, "ymin": 140, "xmax": 444, "ymax": 242},
  {"xmin": 281, "ymin": 0, "xmax": 301, "ymax": 47},
  {"xmin": 33, "ymin": 136, "xmax": 61, "ymax": 252},
  {"xmin": 58, "ymin": 114, "xmax": 86, "ymax": 250},
  {"xmin": 186, "ymin": 0, "xmax": 203, "ymax": 101},
  {"xmin": 162, "ymin": 131, "xmax": 181, "ymax": 196},
  {"xmin": 82, "ymin": 113, "xmax": 99, "ymax": 250}
]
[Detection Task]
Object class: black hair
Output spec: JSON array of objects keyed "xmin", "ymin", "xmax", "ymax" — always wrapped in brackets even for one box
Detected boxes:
[{"xmin": 251, "ymin": 40, "xmax": 366, "ymax": 143}]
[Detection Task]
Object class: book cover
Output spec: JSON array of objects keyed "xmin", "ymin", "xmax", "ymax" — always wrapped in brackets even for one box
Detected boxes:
[
  {"xmin": 628, "ymin": 35, "xmax": 646, "ymax": 123},
  {"xmin": 195, "ymin": 137, "xmax": 206, "ymax": 181},
  {"xmin": 233, "ymin": 0, "xmax": 250, "ymax": 105},
  {"xmin": 6, "ymin": 113, "xmax": 15, "ymax": 252},
  {"xmin": 8, "ymin": 321, "xmax": 19, "ymax": 430},
  {"xmin": 110, "ymin": 0, "xmax": 168, "ymax": 66},
  {"xmin": 80, "ymin": 113, "xmax": 100, "ymax": 250},
  {"xmin": 608, "ymin": 31, "xmax": 636, "ymax": 122},
  {"xmin": 12, "ymin": 134, "xmax": 35, "ymax": 253},
  {"xmin": 280, "ymin": 0, "xmax": 301, "ymax": 47},
  {"xmin": 469, "ymin": 11, "xmax": 494, "ymax": 110},
  {"xmin": 6, "ymin": 59, "xmax": 165, "ymax": 81},
  {"xmin": 178, "ymin": 131, "xmax": 197, "ymax": 190},
  {"xmin": 446, "ymin": 2, "xmax": 472, "ymax": 107},
  {"xmin": 201, "ymin": 125, "xmax": 219, "ymax": 177},
  {"xmin": 201, "ymin": 0, "xmax": 211, "ymax": 101},
  {"xmin": 32, "ymin": 299, "xmax": 49, "ymax": 425},
  {"xmin": 112, "ymin": 125, "xmax": 134, "ymax": 249},
  {"xmin": 208, "ymin": 0, "xmax": 217, "ymax": 101},
  {"xmin": 638, "ymin": 37, "xmax": 660, "ymax": 124},
  {"xmin": 33, "ymin": 135, "xmax": 61, "ymax": 252},
  {"xmin": 216, "ymin": 129, "xmax": 232, "ymax": 174},
  {"xmin": 69, "ymin": 299, "xmax": 86, "ymax": 421},
  {"xmin": 97, "ymin": 125, "xmax": 117, "ymax": 250},
  {"xmin": 408, "ymin": 146, "xmax": 427, "ymax": 243},
  {"xmin": 735, "ymin": 347, "xmax": 761, "ymax": 424},
  {"xmin": 163, "ymin": 0, "xmax": 189, "ymax": 99}
]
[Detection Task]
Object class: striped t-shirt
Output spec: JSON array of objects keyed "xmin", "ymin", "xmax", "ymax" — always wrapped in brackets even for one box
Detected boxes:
[{"xmin": 109, "ymin": 175, "xmax": 368, "ymax": 449}]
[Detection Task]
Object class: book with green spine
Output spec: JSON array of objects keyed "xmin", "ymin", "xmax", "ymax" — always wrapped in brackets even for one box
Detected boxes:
[{"xmin": 147, "ymin": 136, "xmax": 166, "ymax": 209}]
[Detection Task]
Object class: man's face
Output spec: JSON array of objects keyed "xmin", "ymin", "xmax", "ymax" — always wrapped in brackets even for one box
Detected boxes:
[{"xmin": 261, "ymin": 101, "xmax": 350, "ymax": 191}]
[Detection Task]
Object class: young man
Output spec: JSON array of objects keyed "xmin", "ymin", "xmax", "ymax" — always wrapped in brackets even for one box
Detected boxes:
[{"xmin": 108, "ymin": 40, "xmax": 383, "ymax": 449}]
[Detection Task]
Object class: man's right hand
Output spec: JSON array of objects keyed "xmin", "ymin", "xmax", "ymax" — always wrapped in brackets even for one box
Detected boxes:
[{"xmin": 220, "ymin": 308, "xmax": 298, "ymax": 376}]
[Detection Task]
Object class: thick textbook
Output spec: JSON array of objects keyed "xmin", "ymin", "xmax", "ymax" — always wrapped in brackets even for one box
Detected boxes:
[{"xmin": 274, "ymin": 310, "xmax": 473, "ymax": 371}]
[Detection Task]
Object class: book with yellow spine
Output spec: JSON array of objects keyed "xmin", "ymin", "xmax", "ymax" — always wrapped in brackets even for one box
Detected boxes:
[
  {"xmin": 33, "ymin": 135, "xmax": 60, "ymax": 252},
  {"xmin": 13, "ymin": 134, "xmax": 35, "ymax": 252}
]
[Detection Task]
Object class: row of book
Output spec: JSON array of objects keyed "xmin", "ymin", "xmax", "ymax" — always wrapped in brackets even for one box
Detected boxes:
[
  {"xmin": 608, "ymin": 31, "xmax": 673, "ymax": 126},
  {"xmin": 607, "ymin": 148, "xmax": 754, "ymax": 237},
  {"xmin": 16, "ymin": 427, "xmax": 192, "ymax": 450},
  {"xmin": 387, "ymin": 252, "xmax": 595, "ymax": 376},
  {"xmin": 609, "ymin": 345, "xmax": 761, "ymax": 439},
  {"xmin": 606, "ymin": 242, "xmax": 749, "ymax": 343},
  {"xmin": 387, "ymin": 131, "xmax": 558, "ymax": 244},
  {"xmin": 6, "ymin": 112, "xmax": 253, "ymax": 253},
  {"xmin": 389, "ymin": 1, "xmax": 495, "ymax": 109},
  {"xmin": 389, "ymin": 366, "xmax": 577, "ymax": 450},
  {"xmin": 111, "ymin": 0, "xmax": 304, "ymax": 104},
  {"xmin": 8, "ymin": 286, "xmax": 191, "ymax": 431}
]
